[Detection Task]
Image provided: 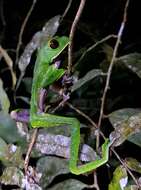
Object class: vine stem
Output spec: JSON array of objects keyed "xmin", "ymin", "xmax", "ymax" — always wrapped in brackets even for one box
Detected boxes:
[
  {"xmin": 0, "ymin": 45, "xmax": 16, "ymax": 88},
  {"xmin": 24, "ymin": 129, "xmax": 38, "ymax": 172},
  {"xmin": 68, "ymin": 0, "xmax": 86, "ymax": 75},
  {"xmin": 61, "ymin": 0, "xmax": 73, "ymax": 20},
  {"xmin": 15, "ymin": 0, "xmax": 37, "ymax": 65},
  {"xmin": 97, "ymin": 0, "xmax": 130, "ymax": 150},
  {"xmin": 112, "ymin": 148, "xmax": 140, "ymax": 188}
]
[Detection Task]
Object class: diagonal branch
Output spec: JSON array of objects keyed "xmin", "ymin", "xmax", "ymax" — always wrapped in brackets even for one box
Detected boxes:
[{"xmin": 97, "ymin": 0, "xmax": 130, "ymax": 148}]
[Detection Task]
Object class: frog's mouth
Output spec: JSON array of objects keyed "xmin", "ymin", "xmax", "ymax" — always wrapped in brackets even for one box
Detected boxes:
[
  {"xmin": 52, "ymin": 49, "xmax": 67, "ymax": 69},
  {"xmin": 53, "ymin": 60, "xmax": 61, "ymax": 69}
]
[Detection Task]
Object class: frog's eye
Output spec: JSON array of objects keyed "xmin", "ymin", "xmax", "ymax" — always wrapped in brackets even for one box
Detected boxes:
[{"xmin": 49, "ymin": 39, "xmax": 59, "ymax": 49}]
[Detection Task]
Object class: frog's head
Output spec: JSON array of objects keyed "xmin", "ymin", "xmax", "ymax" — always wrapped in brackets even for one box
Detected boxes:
[
  {"xmin": 36, "ymin": 36, "xmax": 69, "ymax": 86},
  {"xmin": 39, "ymin": 36, "xmax": 69, "ymax": 64}
]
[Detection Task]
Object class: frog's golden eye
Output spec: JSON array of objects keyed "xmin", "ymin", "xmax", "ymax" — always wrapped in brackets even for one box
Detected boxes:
[{"xmin": 49, "ymin": 39, "xmax": 59, "ymax": 49}]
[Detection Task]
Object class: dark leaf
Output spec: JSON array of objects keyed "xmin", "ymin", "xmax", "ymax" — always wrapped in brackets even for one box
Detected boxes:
[
  {"xmin": 0, "ymin": 79, "xmax": 10, "ymax": 113},
  {"xmin": 109, "ymin": 109, "xmax": 141, "ymax": 146},
  {"xmin": 71, "ymin": 69, "xmax": 104, "ymax": 92},
  {"xmin": 116, "ymin": 53, "xmax": 141, "ymax": 78}
]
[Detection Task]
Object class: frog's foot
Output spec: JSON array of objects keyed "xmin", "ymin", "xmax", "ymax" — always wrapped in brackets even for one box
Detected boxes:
[
  {"xmin": 62, "ymin": 92, "xmax": 70, "ymax": 103},
  {"xmin": 10, "ymin": 109, "xmax": 29, "ymax": 123},
  {"xmin": 62, "ymin": 74, "xmax": 73, "ymax": 86},
  {"xmin": 58, "ymin": 92, "xmax": 70, "ymax": 107}
]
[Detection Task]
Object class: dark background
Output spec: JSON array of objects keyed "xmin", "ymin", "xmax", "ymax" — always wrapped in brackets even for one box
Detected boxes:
[{"xmin": 0, "ymin": 0, "xmax": 141, "ymax": 189}]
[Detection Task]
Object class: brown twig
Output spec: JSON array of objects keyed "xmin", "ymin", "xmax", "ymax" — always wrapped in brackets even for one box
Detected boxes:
[
  {"xmin": 75, "ymin": 34, "xmax": 117, "ymax": 68},
  {"xmin": 67, "ymin": 102, "xmax": 97, "ymax": 129},
  {"xmin": 0, "ymin": 45, "xmax": 16, "ymax": 88},
  {"xmin": 66, "ymin": 102, "xmax": 106, "ymax": 140},
  {"xmin": 97, "ymin": 0, "xmax": 130, "ymax": 149},
  {"xmin": 15, "ymin": 0, "xmax": 37, "ymax": 65},
  {"xmin": 24, "ymin": 128, "xmax": 38, "ymax": 172},
  {"xmin": 88, "ymin": 172, "xmax": 100, "ymax": 190},
  {"xmin": 61, "ymin": 0, "xmax": 73, "ymax": 20},
  {"xmin": 112, "ymin": 148, "xmax": 140, "ymax": 188},
  {"xmin": 68, "ymin": 0, "xmax": 86, "ymax": 75}
]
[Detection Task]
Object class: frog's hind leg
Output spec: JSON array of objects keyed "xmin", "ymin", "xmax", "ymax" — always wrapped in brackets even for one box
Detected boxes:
[{"xmin": 10, "ymin": 109, "xmax": 29, "ymax": 123}]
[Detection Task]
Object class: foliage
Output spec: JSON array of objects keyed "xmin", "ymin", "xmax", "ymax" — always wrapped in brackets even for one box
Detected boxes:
[{"xmin": 0, "ymin": 0, "xmax": 141, "ymax": 189}]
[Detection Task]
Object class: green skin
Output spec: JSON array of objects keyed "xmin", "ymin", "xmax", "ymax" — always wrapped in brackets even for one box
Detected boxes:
[{"xmin": 29, "ymin": 36, "xmax": 111, "ymax": 175}]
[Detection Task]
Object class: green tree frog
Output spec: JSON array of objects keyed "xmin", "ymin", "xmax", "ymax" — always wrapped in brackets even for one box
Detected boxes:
[{"xmin": 12, "ymin": 36, "xmax": 112, "ymax": 175}]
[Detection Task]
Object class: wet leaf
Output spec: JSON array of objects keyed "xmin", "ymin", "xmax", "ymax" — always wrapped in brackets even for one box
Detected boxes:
[
  {"xmin": 0, "ymin": 139, "xmax": 24, "ymax": 167},
  {"xmin": 0, "ymin": 46, "xmax": 16, "ymax": 89},
  {"xmin": 7, "ymin": 145, "xmax": 24, "ymax": 168},
  {"xmin": 116, "ymin": 53, "xmax": 141, "ymax": 78},
  {"xmin": 41, "ymin": 15, "xmax": 61, "ymax": 40},
  {"xmin": 125, "ymin": 158, "xmax": 141, "ymax": 174},
  {"xmin": 0, "ymin": 79, "xmax": 10, "ymax": 113},
  {"xmin": 48, "ymin": 179, "xmax": 88, "ymax": 190},
  {"xmin": 36, "ymin": 156, "xmax": 69, "ymax": 188},
  {"xmin": 35, "ymin": 133, "xmax": 97, "ymax": 162},
  {"xmin": 109, "ymin": 108, "xmax": 141, "ymax": 146},
  {"xmin": 0, "ymin": 137, "xmax": 9, "ymax": 161},
  {"xmin": 109, "ymin": 108, "xmax": 141, "ymax": 128},
  {"xmin": 0, "ymin": 167, "xmax": 24, "ymax": 186},
  {"xmin": 71, "ymin": 69, "xmax": 104, "ymax": 92},
  {"xmin": 128, "ymin": 132, "xmax": 141, "ymax": 148},
  {"xmin": 0, "ymin": 112, "xmax": 25, "ymax": 144},
  {"xmin": 18, "ymin": 15, "xmax": 60, "ymax": 75},
  {"xmin": 124, "ymin": 185, "xmax": 139, "ymax": 190},
  {"xmin": 108, "ymin": 165, "xmax": 128, "ymax": 190}
]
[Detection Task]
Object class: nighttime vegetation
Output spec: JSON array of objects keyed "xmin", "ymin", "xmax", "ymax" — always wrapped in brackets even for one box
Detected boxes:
[{"xmin": 0, "ymin": 0, "xmax": 141, "ymax": 189}]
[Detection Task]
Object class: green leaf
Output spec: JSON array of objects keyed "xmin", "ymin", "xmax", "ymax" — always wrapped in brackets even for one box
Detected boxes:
[
  {"xmin": 36, "ymin": 156, "xmax": 69, "ymax": 188},
  {"xmin": 108, "ymin": 165, "xmax": 128, "ymax": 190},
  {"xmin": 108, "ymin": 108, "xmax": 141, "ymax": 147},
  {"xmin": 109, "ymin": 108, "xmax": 141, "ymax": 128},
  {"xmin": 71, "ymin": 69, "xmax": 103, "ymax": 92},
  {"xmin": 0, "ymin": 137, "xmax": 9, "ymax": 161},
  {"xmin": 124, "ymin": 185, "xmax": 139, "ymax": 190},
  {"xmin": 128, "ymin": 132, "xmax": 141, "ymax": 148},
  {"xmin": 0, "ymin": 167, "xmax": 24, "ymax": 186},
  {"xmin": 7, "ymin": 146, "xmax": 24, "ymax": 168},
  {"xmin": 0, "ymin": 78, "xmax": 10, "ymax": 113},
  {"xmin": 48, "ymin": 179, "xmax": 88, "ymax": 190},
  {"xmin": 0, "ymin": 112, "xmax": 25, "ymax": 144},
  {"xmin": 125, "ymin": 157, "xmax": 141, "ymax": 174},
  {"xmin": 116, "ymin": 53, "xmax": 141, "ymax": 78},
  {"xmin": 0, "ymin": 137, "xmax": 24, "ymax": 167}
]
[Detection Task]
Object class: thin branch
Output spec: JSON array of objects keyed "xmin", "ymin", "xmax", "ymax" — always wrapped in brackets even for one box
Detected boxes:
[
  {"xmin": 88, "ymin": 172, "xmax": 100, "ymax": 190},
  {"xmin": 112, "ymin": 148, "xmax": 140, "ymax": 188},
  {"xmin": 15, "ymin": 0, "xmax": 37, "ymax": 65},
  {"xmin": 0, "ymin": 45, "xmax": 16, "ymax": 88},
  {"xmin": 61, "ymin": 0, "xmax": 73, "ymax": 20},
  {"xmin": 67, "ymin": 102, "xmax": 97, "ymax": 129},
  {"xmin": 97, "ymin": 0, "xmax": 130, "ymax": 149},
  {"xmin": 24, "ymin": 129, "xmax": 38, "ymax": 172},
  {"xmin": 75, "ymin": 34, "xmax": 117, "ymax": 69},
  {"xmin": 66, "ymin": 102, "xmax": 105, "ymax": 140},
  {"xmin": 68, "ymin": 0, "xmax": 86, "ymax": 75}
]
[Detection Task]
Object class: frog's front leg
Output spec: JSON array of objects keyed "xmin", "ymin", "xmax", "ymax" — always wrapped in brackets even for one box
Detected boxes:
[{"xmin": 30, "ymin": 112, "xmax": 111, "ymax": 175}]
